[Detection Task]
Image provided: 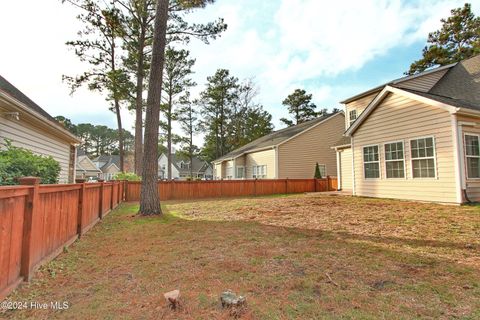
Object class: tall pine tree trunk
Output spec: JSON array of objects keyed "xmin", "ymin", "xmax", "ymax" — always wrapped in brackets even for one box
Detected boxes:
[
  {"xmin": 134, "ymin": 30, "xmax": 146, "ymax": 175},
  {"xmin": 167, "ymin": 93, "xmax": 173, "ymax": 180},
  {"xmin": 114, "ymin": 99, "xmax": 124, "ymax": 171},
  {"xmin": 139, "ymin": 0, "xmax": 169, "ymax": 215}
]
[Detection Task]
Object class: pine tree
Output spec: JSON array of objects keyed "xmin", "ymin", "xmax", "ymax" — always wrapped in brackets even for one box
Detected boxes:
[
  {"xmin": 63, "ymin": 0, "xmax": 131, "ymax": 171},
  {"xmin": 199, "ymin": 69, "xmax": 239, "ymax": 160},
  {"xmin": 139, "ymin": 0, "xmax": 169, "ymax": 215},
  {"xmin": 314, "ymin": 162, "xmax": 322, "ymax": 179},
  {"xmin": 280, "ymin": 89, "xmax": 317, "ymax": 126},
  {"xmin": 407, "ymin": 3, "xmax": 480, "ymax": 75},
  {"xmin": 161, "ymin": 47, "xmax": 196, "ymax": 179}
]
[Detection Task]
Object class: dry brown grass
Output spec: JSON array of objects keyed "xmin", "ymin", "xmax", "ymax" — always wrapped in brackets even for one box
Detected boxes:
[{"xmin": 2, "ymin": 194, "xmax": 480, "ymax": 319}]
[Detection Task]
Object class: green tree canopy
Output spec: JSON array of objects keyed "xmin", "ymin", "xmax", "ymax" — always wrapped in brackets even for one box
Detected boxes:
[
  {"xmin": 407, "ymin": 3, "xmax": 480, "ymax": 75},
  {"xmin": 280, "ymin": 89, "xmax": 317, "ymax": 127}
]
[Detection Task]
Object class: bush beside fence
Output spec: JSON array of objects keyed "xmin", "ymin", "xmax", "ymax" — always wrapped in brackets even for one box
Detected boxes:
[{"xmin": 0, "ymin": 178, "xmax": 125, "ymax": 300}]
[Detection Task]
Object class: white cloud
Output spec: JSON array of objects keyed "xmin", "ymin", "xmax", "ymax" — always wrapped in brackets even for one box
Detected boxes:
[{"xmin": 1, "ymin": 0, "xmax": 479, "ymax": 140}]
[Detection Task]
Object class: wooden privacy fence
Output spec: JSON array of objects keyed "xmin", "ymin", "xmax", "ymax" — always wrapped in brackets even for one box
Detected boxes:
[
  {"xmin": 0, "ymin": 178, "xmax": 125, "ymax": 300},
  {"xmin": 126, "ymin": 177, "xmax": 338, "ymax": 201}
]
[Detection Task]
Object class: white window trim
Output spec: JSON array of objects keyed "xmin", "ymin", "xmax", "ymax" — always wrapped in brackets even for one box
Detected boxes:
[
  {"xmin": 363, "ymin": 144, "xmax": 381, "ymax": 180},
  {"xmin": 409, "ymin": 135, "xmax": 438, "ymax": 180},
  {"xmin": 463, "ymin": 133, "xmax": 480, "ymax": 180},
  {"xmin": 317, "ymin": 164, "xmax": 327, "ymax": 178},
  {"xmin": 349, "ymin": 109, "xmax": 357, "ymax": 127},
  {"xmin": 383, "ymin": 140, "xmax": 407, "ymax": 180},
  {"xmin": 252, "ymin": 165, "xmax": 267, "ymax": 179}
]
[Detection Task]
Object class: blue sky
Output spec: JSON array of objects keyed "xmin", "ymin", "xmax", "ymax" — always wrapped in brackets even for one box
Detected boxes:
[{"xmin": 1, "ymin": 0, "xmax": 479, "ymax": 144}]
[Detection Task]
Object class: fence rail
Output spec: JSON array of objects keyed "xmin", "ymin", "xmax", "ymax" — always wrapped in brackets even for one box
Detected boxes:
[
  {"xmin": 125, "ymin": 177, "xmax": 338, "ymax": 201},
  {"xmin": 0, "ymin": 178, "xmax": 125, "ymax": 301}
]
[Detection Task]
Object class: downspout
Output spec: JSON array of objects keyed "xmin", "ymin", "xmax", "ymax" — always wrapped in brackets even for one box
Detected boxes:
[
  {"xmin": 454, "ymin": 116, "xmax": 469, "ymax": 203},
  {"xmin": 336, "ymin": 149, "xmax": 342, "ymax": 191},
  {"xmin": 274, "ymin": 146, "xmax": 279, "ymax": 179},
  {"xmin": 455, "ymin": 115, "xmax": 466, "ymax": 203},
  {"xmin": 351, "ymin": 136, "xmax": 356, "ymax": 196}
]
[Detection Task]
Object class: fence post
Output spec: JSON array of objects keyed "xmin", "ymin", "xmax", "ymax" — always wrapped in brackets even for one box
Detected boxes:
[
  {"xmin": 18, "ymin": 177, "xmax": 40, "ymax": 281},
  {"xmin": 124, "ymin": 180, "xmax": 128, "ymax": 202},
  {"xmin": 76, "ymin": 179, "xmax": 86, "ymax": 237},
  {"xmin": 314, "ymin": 179, "xmax": 317, "ymax": 192},
  {"xmin": 98, "ymin": 180, "xmax": 105, "ymax": 219},
  {"xmin": 327, "ymin": 176, "xmax": 331, "ymax": 191},
  {"xmin": 110, "ymin": 181, "xmax": 114, "ymax": 210},
  {"xmin": 220, "ymin": 179, "xmax": 223, "ymax": 198},
  {"xmin": 285, "ymin": 178, "xmax": 289, "ymax": 194},
  {"xmin": 254, "ymin": 179, "xmax": 257, "ymax": 197}
]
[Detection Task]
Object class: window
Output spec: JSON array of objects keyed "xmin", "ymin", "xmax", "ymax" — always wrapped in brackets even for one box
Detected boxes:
[
  {"xmin": 252, "ymin": 165, "xmax": 267, "ymax": 179},
  {"xmin": 363, "ymin": 145, "xmax": 380, "ymax": 179},
  {"xmin": 410, "ymin": 137, "xmax": 436, "ymax": 178},
  {"xmin": 465, "ymin": 134, "xmax": 480, "ymax": 179},
  {"xmin": 349, "ymin": 110, "xmax": 357, "ymax": 126},
  {"xmin": 317, "ymin": 164, "xmax": 327, "ymax": 178},
  {"xmin": 236, "ymin": 166, "xmax": 245, "ymax": 179},
  {"xmin": 226, "ymin": 166, "xmax": 233, "ymax": 179},
  {"xmin": 384, "ymin": 141, "xmax": 405, "ymax": 178}
]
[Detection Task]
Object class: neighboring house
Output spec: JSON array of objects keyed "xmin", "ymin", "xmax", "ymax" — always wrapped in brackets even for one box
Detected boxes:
[
  {"xmin": 92, "ymin": 155, "xmax": 121, "ymax": 181},
  {"xmin": 158, "ymin": 153, "xmax": 213, "ymax": 180},
  {"xmin": 0, "ymin": 75, "xmax": 81, "ymax": 183},
  {"xmin": 335, "ymin": 54, "xmax": 480, "ymax": 204},
  {"xmin": 213, "ymin": 112, "xmax": 345, "ymax": 180},
  {"xmin": 75, "ymin": 150, "xmax": 102, "ymax": 180}
]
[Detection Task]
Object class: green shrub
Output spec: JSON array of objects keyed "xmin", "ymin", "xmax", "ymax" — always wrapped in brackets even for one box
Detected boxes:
[
  {"xmin": 113, "ymin": 172, "xmax": 141, "ymax": 181},
  {"xmin": 314, "ymin": 162, "xmax": 322, "ymax": 179},
  {"xmin": 0, "ymin": 141, "xmax": 61, "ymax": 185}
]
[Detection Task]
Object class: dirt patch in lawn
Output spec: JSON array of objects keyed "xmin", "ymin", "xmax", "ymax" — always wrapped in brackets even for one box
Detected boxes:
[
  {"xmin": 2, "ymin": 195, "xmax": 480, "ymax": 319},
  {"xmin": 171, "ymin": 194, "xmax": 480, "ymax": 268}
]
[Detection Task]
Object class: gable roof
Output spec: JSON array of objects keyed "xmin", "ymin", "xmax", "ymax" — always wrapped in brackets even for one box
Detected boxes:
[
  {"xmin": 93, "ymin": 155, "xmax": 121, "ymax": 172},
  {"xmin": 345, "ymin": 55, "xmax": 480, "ymax": 137},
  {"xmin": 159, "ymin": 153, "xmax": 212, "ymax": 173},
  {"xmin": 0, "ymin": 75, "xmax": 81, "ymax": 143},
  {"xmin": 213, "ymin": 112, "xmax": 341, "ymax": 163},
  {"xmin": 340, "ymin": 63, "xmax": 457, "ymax": 104}
]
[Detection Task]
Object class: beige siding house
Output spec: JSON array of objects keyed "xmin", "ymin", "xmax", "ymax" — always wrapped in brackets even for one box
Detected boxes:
[
  {"xmin": 213, "ymin": 112, "xmax": 344, "ymax": 180},
  {"xmin": 0, "ymin": 75, "xmax": 81, "ymax": 183},
  {"xmin": 335, "ymin": 54, "xmax": 480, "ymax": 204}
]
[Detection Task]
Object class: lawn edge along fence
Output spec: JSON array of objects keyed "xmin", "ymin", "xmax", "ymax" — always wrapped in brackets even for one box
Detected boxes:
[
  {"xmin": 125, "ymin": 177, "xmax": 338, "ymax": 201},
  {"xmin": 0, "ymin": 177, "xmax": 126, "ymax": 301}
]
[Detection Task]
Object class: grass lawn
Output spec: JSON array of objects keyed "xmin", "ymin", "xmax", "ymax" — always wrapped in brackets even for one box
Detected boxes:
[{"xmin": 2, "ymin": 194, "xmax": 480, "ymax": 319}]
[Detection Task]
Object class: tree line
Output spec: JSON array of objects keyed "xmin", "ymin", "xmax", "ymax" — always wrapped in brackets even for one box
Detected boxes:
[{"xmin": 54, "ymin": 116, "xmax": 134, "ymax": 157}]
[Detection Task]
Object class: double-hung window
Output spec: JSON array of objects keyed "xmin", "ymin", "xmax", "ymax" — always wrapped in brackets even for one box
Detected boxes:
[
  {"xmin": 465, "ymin": 134, "xmax": 480, "ymax": 179},
  {"xmin": 363, "ymin": 145, "xmax": 380, "ymax": 179},
  {"xmin": 349, "ymin": 110, "xmax": 357, "ymax": 126},
  {"xmin": 226, "ymin": 165, "xmax": 233, "ymax": 179},
  {"xmin": 410, "ymin": 137, "xmax": 436, "ymax": 178},
  {"xmin": 384, "ymin": 141, "xmax": 405, "ymax": 178},
  {"xmin": 236, "ymin": 166, "xmax": 245, "ymax": 179},
  {"xmin": 253, "ymin": 165, "xmax": 267, "ymax": 179}
]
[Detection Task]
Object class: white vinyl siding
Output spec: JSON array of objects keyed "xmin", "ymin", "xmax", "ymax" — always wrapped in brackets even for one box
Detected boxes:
[
  {"xmin": 352, "ymin": 92, "xmax": 457, "ymax": 203},
  {"xmin": 0, "ymin": 114, "xmax": 72, "ymax": 183},
  {"xmin": 363, "ymin": 145, "xmax": 380, "ymax": 179},
  {"xmin": 384, "ymin": 141, "xmax": 405, "ymax": 178}
]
